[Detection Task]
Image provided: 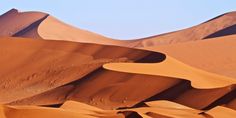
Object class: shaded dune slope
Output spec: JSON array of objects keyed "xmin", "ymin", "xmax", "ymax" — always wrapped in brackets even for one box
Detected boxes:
[{"xmin": 0, "ymin": 9, "xmax": 48, "ymax": 38}]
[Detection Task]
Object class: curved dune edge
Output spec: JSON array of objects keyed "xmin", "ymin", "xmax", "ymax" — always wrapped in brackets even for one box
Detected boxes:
[{"xmin": 104, "ymin": 56, "xmax": 236, "ymax": 89}]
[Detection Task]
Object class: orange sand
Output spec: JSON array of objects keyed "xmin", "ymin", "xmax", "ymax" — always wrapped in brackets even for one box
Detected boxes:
[{"xmin": 0, "ymin": 9, "xmax": 235, "ymax": 118}]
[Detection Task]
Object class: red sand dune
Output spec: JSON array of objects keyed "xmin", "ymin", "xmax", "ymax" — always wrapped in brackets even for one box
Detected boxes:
[
  {"xmin": 0, "ymin": 9, "xmax": 135, "ymax": 47},
  {"xmin": 0, "ymin": 9, "xmax": 235, "ymax": 118}
]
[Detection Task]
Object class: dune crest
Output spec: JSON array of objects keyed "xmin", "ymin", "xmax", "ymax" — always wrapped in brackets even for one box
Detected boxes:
[{"xmin": 104, "ymin": 56, "xmax": 236, "ymax": 89}]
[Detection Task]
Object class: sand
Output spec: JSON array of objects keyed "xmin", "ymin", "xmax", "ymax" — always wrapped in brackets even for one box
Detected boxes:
[{"xmin": 0, "ymin": 9, "xmax": 235, "ymax": 118}]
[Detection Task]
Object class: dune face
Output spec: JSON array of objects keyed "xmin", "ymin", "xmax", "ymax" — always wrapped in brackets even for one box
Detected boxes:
[{"xmin": 0, "ymin": 9, "xmax": 235, "ymax": 118}]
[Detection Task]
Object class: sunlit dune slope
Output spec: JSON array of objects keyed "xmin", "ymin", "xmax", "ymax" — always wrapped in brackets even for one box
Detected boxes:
[
  {"xmin": 37, "ymin": 16, "xmax": 134, "ymax": 46},
  {"xmin": 145, "ymin": 35, "xmax": 236, "ymax": 78}
]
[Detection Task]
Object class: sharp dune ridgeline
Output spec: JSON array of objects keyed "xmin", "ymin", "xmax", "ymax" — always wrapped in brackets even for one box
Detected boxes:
[{"xmin": 0, "ymin": 8, "xmax": 235, "ymax": 118}]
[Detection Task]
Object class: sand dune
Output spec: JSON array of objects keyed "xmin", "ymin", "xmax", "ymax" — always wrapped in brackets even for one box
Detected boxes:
[
  {"xmin": 0, "ymin": 9, "xmax": 235, "ymax": 117},
  {"xmin": 130, "ymin": 11, "xmax": 236, "ymax": 47},
  {"xmin": 0, "ymin": 37, "xmax": 170, "ymax": 109},
  {"xmin": 2, "ymin": 9, "xmax": 236, "ymax": 48},
  {"xmin": 0, "ymin": 9, "xmax": 135, "ymax": 47},
  {"xmin": 0, "ymin": 37, "xmax": 233, "ymax": 111}
]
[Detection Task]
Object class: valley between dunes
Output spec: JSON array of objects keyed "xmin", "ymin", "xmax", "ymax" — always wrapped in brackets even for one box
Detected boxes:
[{"xmin": 0, "ymin": 9, "xmax": 235, "ymax": 118}]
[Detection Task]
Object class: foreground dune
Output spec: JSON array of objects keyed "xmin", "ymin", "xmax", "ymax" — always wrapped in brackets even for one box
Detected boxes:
[
  {"xmin": 0, "ymin": 37, "xmax": 233, "ymax": 111},
  {"xmin": 2, "ymin": 100, "xmax": 235, "ymax": 118}
]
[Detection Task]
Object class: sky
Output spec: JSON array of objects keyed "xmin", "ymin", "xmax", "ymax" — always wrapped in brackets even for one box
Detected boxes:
[{"xmin": 1, "ymin": 0, "xmax": 236, "ymax": 39}]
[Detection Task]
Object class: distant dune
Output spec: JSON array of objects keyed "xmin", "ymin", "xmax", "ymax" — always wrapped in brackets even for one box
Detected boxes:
[
  {"xmin": 0, "ymin": 9, "xmax": 135, "ymax": 47},
  {"xmin": 0, "ymin": 9, "xmax": 235, "ymax": 118},
  {"xmin": 129, "ymin": 11, "xmax": 236, "ymax": 47}
]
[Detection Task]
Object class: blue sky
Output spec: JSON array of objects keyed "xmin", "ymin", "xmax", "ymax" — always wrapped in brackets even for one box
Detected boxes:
[{"xmin": 1, "ymin": 0, "xmax": 236, "ymax": 39}]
